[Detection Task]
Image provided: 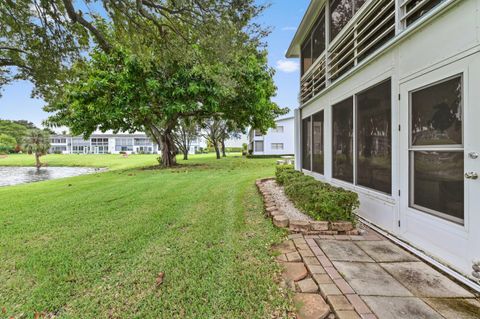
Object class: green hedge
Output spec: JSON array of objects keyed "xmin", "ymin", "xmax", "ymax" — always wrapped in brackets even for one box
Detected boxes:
[{"xmin": 275, "ymin": 165, "xmax": 359, "ymax": 223}]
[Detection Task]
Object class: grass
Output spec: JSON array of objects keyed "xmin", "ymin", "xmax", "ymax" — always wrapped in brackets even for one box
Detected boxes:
[{"xmin": 0, "ymin": 154, "xmax": 291, "ymax": 318}]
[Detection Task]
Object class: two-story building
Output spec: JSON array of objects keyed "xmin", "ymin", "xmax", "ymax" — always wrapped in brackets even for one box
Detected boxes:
[
  {"xmin": 287, "ymin": 0, "xmax": 480, "ymax": 290},
  {"xmin": 248, "ymin": 115, "xmax": 295, "ymax": 155},
  {"xmin": 49, "ymin": 133, "xmax": 160, "ymax": 154}
]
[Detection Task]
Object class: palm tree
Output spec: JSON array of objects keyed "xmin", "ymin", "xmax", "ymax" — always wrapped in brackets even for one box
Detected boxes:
[{"xmin": 23, "ymin": 130, "xmax": 51, "ymax": 169}]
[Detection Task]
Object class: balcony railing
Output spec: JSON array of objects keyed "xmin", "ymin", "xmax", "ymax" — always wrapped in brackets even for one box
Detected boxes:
[
  {"xmin": 300, "ymin": 54, "xmax": 326, "ymax": 104},
  {"xmin": 299, "ymin": 0, "xmax": 448, "ymax": 105}
]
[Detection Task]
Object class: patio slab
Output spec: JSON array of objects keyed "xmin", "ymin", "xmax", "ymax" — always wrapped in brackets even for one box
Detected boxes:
[
  {"xmin": 422, "ymin": 298, "xmax": 480, "ymax": 319},
  {"xmin": 356, "ymin": 240, "xmax": 418, "ymax": 263},
  {"xmin": 333, "ymin": 261, "xmax": 412, "ymax": 296},
  {"xmin": 381, "ymin": 262, "xmax": 475, "ymax": 298},
  {"xmin": 315, "ymin": 240, "xmax": 374, "ymax": 262},
  {"xmin": 361, "ymin": 296, "xmax": 443, "ymax": 319}
]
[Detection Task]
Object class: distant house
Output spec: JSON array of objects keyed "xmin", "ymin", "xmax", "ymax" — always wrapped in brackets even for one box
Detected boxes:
[
  {"xmin": 49, "ymin": 133, "xmax": 160, "ymax": 154},
  {"xmin": 248, "ymin": 115, "xmax": 294, "ymax": 155},
  {"xmin": 286, "ymin": 0, "xmax": 480, "ymax": 289}
]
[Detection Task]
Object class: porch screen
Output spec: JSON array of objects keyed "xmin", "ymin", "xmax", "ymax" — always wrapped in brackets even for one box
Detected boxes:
[
  {"xmin": 356, "ymin": 80, "xmax": 392, "ymax": 194},
  {"xmin": 332, "ymin": 97, "xmax": 354, "ymax": 182},
  {"xmin": 312, "ymin": 111, "xmax": 324, "ymax": 174},
  {"xmin": 302, "ymin": 117, "xmax": 312, "ymax": 170}
]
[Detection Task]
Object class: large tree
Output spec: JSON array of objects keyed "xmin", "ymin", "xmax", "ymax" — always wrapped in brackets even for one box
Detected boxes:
[{"xmin": 0, "ymin": 0, "xmax": 267, "ymax": 98}]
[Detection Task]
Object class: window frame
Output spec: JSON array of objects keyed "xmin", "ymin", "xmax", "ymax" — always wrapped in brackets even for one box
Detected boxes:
[
  {"xmin": 301, "ymin": 7, "xmax": 326, "ymax": 76},
  {"xmin": 407, "ymin": 73, "xmax": 465, "ymax": 224}
]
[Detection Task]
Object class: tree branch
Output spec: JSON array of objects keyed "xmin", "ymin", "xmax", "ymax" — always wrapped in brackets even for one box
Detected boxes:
[{"xmin": 61, "ymin": 0, "xmax": 112, "ymax": 53}]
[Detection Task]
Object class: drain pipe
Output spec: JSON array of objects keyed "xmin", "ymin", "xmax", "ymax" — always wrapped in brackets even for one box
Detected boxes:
[{"xmin": 359, "ymin": 217, "xmax": 480, "ymax": 293}]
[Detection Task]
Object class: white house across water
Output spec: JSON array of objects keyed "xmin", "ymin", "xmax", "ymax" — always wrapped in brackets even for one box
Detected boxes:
[
  {"xmin": 287, "ymin": 0, "xmax": 480, "ymax": 290},
  {"xmin": 49, "ymin": 133, "xmax": 161, "ymax": 154}
]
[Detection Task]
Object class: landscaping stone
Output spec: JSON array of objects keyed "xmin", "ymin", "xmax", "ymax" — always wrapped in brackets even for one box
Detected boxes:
[
  {"xmin": 316, "ymin": 241, "xmax": 374, "ymax": 263},
  {"xmin": 361, "ymin": 296, "xmax": 443, "ymax": 319},
  {"xmin": 306, "ymin": 264, "xmax": 326, "ymax": 274},
  {"xmin": 356, "ymin": 241, "xmax": 418, "ymax": 263},
  {"xmin": 334, "ymin": 310, "xmax": 361, "ymax": 319},
  {"xmin": 297, "ymin": 278, "xmax": 319, "ymax": 293},
  {"xmin": 313, "ymin": 274, "xmax": 333, "ymax": 285},
  {"xmin": 311, "ymin": 221, "xmax": 329, "ymax": 231},
  {"xmin": 318, "ymin": 283, "xmax": 342, "ymax": 297},
  {"xmin": 273, "ymin": 215, "xmax": 289, "ymax": 228},
  {"xmin": 286, "ymin": 251, "xmax": 302, "ymax": 262},
  {"xmin": 282, "ymin": 262, "xmax": 308, "ymax": 282},
  {"xmin": 290, "ymin": 219, "xmax": 310, "ymax": 232},
  {"xmin": 327, "ymin": 295, "xmax": 354, "ymax": 311},
  {"xmin": 331, "ymin": 222, "xmax": 353, "ymax": 232},
  {"xmin": 333, "ymin": 262, "xmax": 412, "ymax": 296},
  {"xmin": 380, "ymin": 262, "xmax": 475, "ymax": 298},
  {"xmin": 345, "ymin": 294, "xmax": 372, "ymax": 314},
  {"xmin": 422, "ymin": 298, "xmax": 480, "ymax": 319},
  {"xmin": 276, "ymin": 254, "xmax": 288, "ymax": 262},
  {"xmin": 293, "ymin": 293, "xmax": 330, "ymax": 319},
  {"xmin": 298, "ymin": 249, "xmax": 315, "ymax": 257},
  {"xmin": 303, "ymin": 256, "xmax": 320, "ymax": 265},
  {"xmin": 272, "ymin": 240, "xmax": 296, "ymax": 254}
]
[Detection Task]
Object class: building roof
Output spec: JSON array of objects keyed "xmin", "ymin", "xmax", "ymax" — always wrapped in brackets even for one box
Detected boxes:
[{"xmin": 286, "ymin": 0, "xmax": 326, "ymax": 58}]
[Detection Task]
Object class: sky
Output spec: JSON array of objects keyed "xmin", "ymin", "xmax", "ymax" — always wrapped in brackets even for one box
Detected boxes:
[{"xmin": 0, "ymin": 1, "xmax": 310, "ymax": 129}]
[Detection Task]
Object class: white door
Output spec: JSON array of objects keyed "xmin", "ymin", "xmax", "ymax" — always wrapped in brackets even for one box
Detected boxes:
[{"xmin": 399, "ymin": 54, "xmax": 480, "ymax": 278}]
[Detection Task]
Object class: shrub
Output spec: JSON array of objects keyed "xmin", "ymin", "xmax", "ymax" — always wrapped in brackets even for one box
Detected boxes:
[{"xmin": 275, "ymin": 166, "xmax": 359, "ymax": 223}]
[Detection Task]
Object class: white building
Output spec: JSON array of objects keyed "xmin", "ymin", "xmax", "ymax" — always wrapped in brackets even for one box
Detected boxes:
[
  {"xmin": 248, "ymin": 115, "xmax": 295, "ymax": 155},
  {"xmin": 50, "ymin": 133, "xmax": 160, "ymax": 154},
  {"xmin": 287, "ymin": 0, "xmax": 480, "ymax": 290}
]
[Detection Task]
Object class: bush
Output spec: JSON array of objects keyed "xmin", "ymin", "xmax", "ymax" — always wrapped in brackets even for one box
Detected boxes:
[{"xmin": 275, "ymin": 166, "xmax": 359, "ymax": 223}]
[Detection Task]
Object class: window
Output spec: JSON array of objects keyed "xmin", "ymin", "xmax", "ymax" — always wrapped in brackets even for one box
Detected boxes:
[
  {"xmin": 301, "ymin": 9, "xmax": 326, "ymax": 75},
  {"xmin": 404, "ymin": 0, "xmax": 444, "ymax": 26},
  {"xmin": 409, "ymin": 75, "xmax": 464, "ymax": 224},
  {"xmin": 356, "ymin": 80, "xmax": 392, "ymax": 194},
  {"xmin": 332, "ymin": 97, "xmax": 354, "ymax": 182},
  {"xmin": 271, "ymin": 143, "xmax": 284, "ymax": 150},
  {"xmin": 302, "ymin": 117, "xmax": 312, "ymax": 170},
  {"xmin": 330, "ymin": 0, "xmax": 366, "ymax": 42},
  {"xmin": 312, "ymin": 111, "xmax": 324, "ymax": 174},
  {"xmin": 272, "ymin": 126, "xmax": 284, "ymax": 133},
  {"xmin": 254, "ymin": 141, "xmax": 264, "ymax": 152}
]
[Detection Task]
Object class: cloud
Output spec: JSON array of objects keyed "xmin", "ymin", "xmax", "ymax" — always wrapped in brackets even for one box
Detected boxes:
[
  {"xmin": 276, "ymin": 59, "xmax": 299, "ymax": 73},
  {"xmin": 281, "ymin": 26, "xmax": 297, "ymax": 31}
]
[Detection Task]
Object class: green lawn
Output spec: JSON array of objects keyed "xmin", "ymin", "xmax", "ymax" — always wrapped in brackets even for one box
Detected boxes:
[{"xmin": 0, "ymin": 154, "xmax": 291, "ymax": 318}]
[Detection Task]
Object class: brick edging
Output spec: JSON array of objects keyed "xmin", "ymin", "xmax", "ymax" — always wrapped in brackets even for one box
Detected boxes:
[{"xmin": 256, "ymin": 178, "xmax": 359, "ymax": 235}]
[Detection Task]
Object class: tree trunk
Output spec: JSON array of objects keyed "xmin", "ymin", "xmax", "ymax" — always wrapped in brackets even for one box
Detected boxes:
[
  {"xmin": 160, "ymin": 130, "xmax": 177, "ymax": 167},
  {"xmin": 35, "ymin": 153, "xmax": 41, "ymax": 169},
  {"xmin": 183, "ymin": 150, "xmax": 188, "ymax": 160},
  {"xmin": 221, "ymin": 139, "xmax": 226, "ymax": 157},
  {"xmin": 214, "ymin": 143, "xmax": 221, "ymax": 159}
]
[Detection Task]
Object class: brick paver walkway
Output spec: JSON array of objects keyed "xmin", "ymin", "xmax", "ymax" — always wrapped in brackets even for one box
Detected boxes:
[{"xmin": 276, "ymin": 226, "xmax": 480, "ymax": 319}]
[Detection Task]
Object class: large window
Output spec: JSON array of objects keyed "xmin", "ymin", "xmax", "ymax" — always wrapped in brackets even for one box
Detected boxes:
[
  {"xmin": 312, "ymin": 111, "xmax": 324, "ymax": 174},
  {"xmin": 302, "ymin": 117, "xmax": 312, "ymax": 170},
  {"xmin": 356, "ymin": 80, "xmax": 392, "ymax": 194},
  {"xmin": 332, "ymin": 97, "xmax": 354, "ymax": 182},
  {"xmin": 301, "ymin": 9, "xmax": 326, "ymax": 75},
  {"xmin": 271, "ymin": 126, "xmax": 284, "ymax": 133},
  {"xmin": 409, "ymin": 76, "xmax": 464, "ymax": 224},
  {"xmin": 330, "ymin": 0, "xmax": 366, "ymax": 41}
]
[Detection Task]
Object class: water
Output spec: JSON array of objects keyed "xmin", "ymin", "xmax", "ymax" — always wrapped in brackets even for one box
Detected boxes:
[{"xmin": 0, "ymin": 166, "xmax": 104, "ymax": 187}]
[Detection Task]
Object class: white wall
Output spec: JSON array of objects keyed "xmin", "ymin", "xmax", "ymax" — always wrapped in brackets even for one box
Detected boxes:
[
  {"xmin": 251, "ymin": 117, "xmax": 295, "ymax": 155},
  {"xmin": 294, "ymin": 0, "xmax": 480, "ymax": 282}
]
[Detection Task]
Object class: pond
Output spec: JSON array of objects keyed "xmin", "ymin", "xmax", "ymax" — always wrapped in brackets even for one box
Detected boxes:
[{"xmin": 0, "ymin": 166, "xmax": 104, "ymax": 187}]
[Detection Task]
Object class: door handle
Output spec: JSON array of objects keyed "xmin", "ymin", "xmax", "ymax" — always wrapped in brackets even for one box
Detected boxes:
[
  {"xmin": 468, "ymin": 152, "xmax": 479, "ymax": 159},
  {"xmin": 465, "ymin": 172, "xmax": 478, "ymax": 180}
]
